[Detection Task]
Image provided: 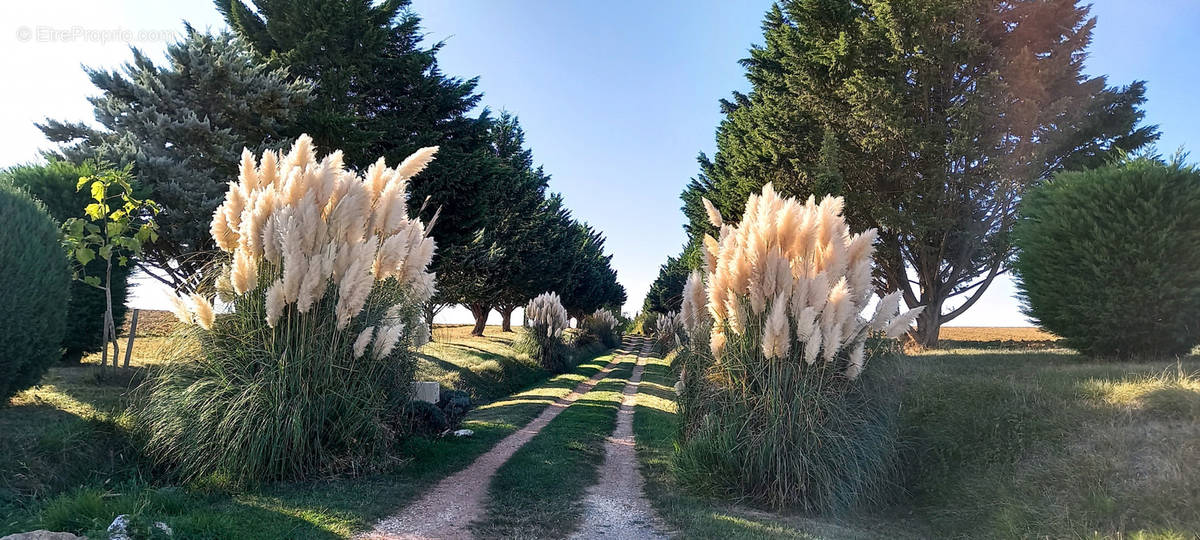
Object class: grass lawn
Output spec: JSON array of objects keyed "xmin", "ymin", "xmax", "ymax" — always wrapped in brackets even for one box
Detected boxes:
[
  {"xmin": 0, "ymin": 320, "xmax": 611, "ymax": 538},
  {"xmin": 634, "ymin": 338, "xmax": 1200, "ymax": 539}
]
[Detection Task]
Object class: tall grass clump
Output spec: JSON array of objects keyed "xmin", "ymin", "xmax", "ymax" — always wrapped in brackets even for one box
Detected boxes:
[
  {"xmin": 1014, "ymin": 157, "xmax": 1200, "ymax": 358},
  {"xmin": 519, "ymin": 292, "xmax": 570, "ymax": 372},
  {"xmin": 0, "ymin": 182, "xmax": 70, "ymax": 403},
  {"xmin": 672, "ymin": 184, "xmax": 923, "ymax": 512},
  {"xmin": 653, "ymin": 310, "xmax": 683, "ymax": 353},
  {"xmin": 582, "ymin": 308, "xmax": 621, "ymax": 348},
  {"xmin": 134, "ymin": 135, "xmax": 438, "ymax": 483}
]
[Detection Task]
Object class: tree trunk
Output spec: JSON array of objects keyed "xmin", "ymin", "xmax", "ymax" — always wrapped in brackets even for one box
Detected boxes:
[
  {"xmin": 468, "ymin": 303, "xmax": 491, "ymax": 336},
  {"xmin": 498, "ymin": 305, "xmax": 516, "ymax": 332},
  {"xmin": 424, "ymin": 304, "xmax": 436, "ymax": 331},
  {"xmin": 100, "ymin": 261, "xmax": 120, "ymax": 369},
  {"xmin": 913, "ymin": 298, "xmax": 943, "ymax": 348},
  {"xmin": 99, "ymin": 311, "xmax": 109, "ymax": 373}
]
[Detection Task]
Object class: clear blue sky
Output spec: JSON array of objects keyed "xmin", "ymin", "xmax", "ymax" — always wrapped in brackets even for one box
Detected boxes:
[{"xmin": 2, "ymin": 1, "xmax": 1197, "ymax": 325}]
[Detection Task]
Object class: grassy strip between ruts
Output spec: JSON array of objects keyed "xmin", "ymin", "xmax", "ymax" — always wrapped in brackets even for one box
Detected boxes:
[
  {"xmin": 472, "ymin": 353, "xmax": 638, "ymax": 538},
  {"xmin": 1, "ymin": 348, "xmax": 615, "ymax": 539}
]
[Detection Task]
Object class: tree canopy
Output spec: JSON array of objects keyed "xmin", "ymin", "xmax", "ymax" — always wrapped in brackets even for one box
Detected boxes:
[
  {"xmin": 659, "ymin": 0, "xmax": 1157, "ymax": 345},
  {"xmin": 39, "ymin": 27, "xmax": 312, "ymax": 292}
]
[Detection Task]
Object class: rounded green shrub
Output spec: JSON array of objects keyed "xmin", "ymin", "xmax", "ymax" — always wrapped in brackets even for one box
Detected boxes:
[
  {"xmin": 2, "ymin": 161, "xmax": 131, "ymax": 360},
  {"xmin": 0, "ymin": 182, "xmax": 70, "ymax": 402},
  {"xmin": 1013, "ymin": 158, "xmax": 1200, "ymax": 358}
]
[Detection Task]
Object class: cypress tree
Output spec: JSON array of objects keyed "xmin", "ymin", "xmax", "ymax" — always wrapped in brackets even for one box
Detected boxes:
[
  {"xmin": 663, "ymin": 0, "xmax": 1157, "ymax": 346},
  {"xmin": 217, "ymin": 0, "xmax": 503, "ymax": 297}
]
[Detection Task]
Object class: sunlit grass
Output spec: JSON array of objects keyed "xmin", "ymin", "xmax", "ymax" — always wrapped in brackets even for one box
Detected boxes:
[
  {"xmin": 635, "ymin": 342, "xmax": 1200, "ymax": 538},
  {"xmin": 1, "ymin": 324, "xmax": 615, "ymax": 538}
]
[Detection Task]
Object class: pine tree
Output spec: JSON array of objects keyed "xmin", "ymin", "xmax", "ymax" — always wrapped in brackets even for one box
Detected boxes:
[
  {"xmin": 666, "ymin": 0, "xmax": 1157, "ymax": 346},
  {"xmin": 39, "ymin": 27, "xmax": 312, "ymax": 292}
]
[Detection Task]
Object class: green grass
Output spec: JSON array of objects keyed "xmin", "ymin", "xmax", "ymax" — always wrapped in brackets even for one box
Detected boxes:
[
  {"xmin": 472, "ymin": 354, "xmax": 636, "ymax": 538},
  {"xmin": 1, "ymin": 330, "xmax": 613, "ymax": 538},
  {"xmin": 901, "ymin": 348, "xmax": 1200, "ymax": 538},
  {"xmin": 634, "ymin": 346, "xmax": 1200, "ymax": 539},
  {"xmin": 419, "ymin": 325, "xmax": 607, "ymax": 403}
]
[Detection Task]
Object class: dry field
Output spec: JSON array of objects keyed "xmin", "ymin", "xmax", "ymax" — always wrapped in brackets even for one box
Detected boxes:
[
  {"xmin": 937, "ymin": 326, "xmax": 1062, "ymax": 349},
  {"xmin": 939, "ymin": 326, "xmax": 1056, "ymax": 342}
]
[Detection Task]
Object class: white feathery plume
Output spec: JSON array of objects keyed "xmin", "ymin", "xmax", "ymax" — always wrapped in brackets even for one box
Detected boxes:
[
  {"xmin": 231, "ymin": 248, "xmax": 258, "ymax": 295},
  {"xmin": 869, "ymin": 291, "xmax": 903, "ymax": 331},
  {"xmin": 804, "ymin": 330, "xmax": 822, "ymax": 365},
  {"xmin": 265, "ymin": 280, "xmax": 285, "ymax": 328},
  {"xmin": 373, "ymin": 323, "xmax": 405, "ymax": 359},
  {"xmin": 687, "ymin": 182, "xmax": 922, "ymax": 378},
  {"xmin": 190, "ymin": 294, "xmax": 215, "ymax": 330},
  {"xmin": 845, "ymin": 341, "xmax": 866, "ymax": 380},
  {"xmin": 395, "ymin": 146, "xmax": 439, "ymax": 180},
  {"xmin": 702, "ymin": 197, "xmax": 723, "ymax": 228},
  {"xmin": 884, "ymin": 306, "xmax": 925, "ymax": 339},
  {"xmin": 169, "ymin": 295, "xmax": 193, "ymax": 325},
  {"xmin": 761, "ymin": 294, "xmax": 790, "ymax": 359},
  {"xmin": 710, "ymin": 330, "xmax": 727, "ymax": 358},
  {"xmin": 352, "ymin": 326, "xmax": 375, "ymax": 359}
]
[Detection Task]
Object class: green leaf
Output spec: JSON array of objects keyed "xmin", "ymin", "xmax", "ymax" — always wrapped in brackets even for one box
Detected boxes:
[
  {"xmin": 99, "ymin": 244, "xmax": 113, "ymax": 261},
  {"xmin": 66, "ymin": 219, "xmax": 85, "ymax": 237},
  {"xmin": 76, "ymin": 247, "xmax": 95, "ymax": 265},
  {"xmin": 83, "ymin": 276, "xmax": 101, "ymax": 288},
  {"xmin": 118, "ymin": 255, "xmax": 129, "ymax": 266},
  {"xmin": 84, "ymin": 223, "xmax": 101, "ymax": 234}
]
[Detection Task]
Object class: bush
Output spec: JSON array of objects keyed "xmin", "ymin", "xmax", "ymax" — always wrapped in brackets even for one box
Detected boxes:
[
  {"xmin": 402, "ymin": 401, "xmax": 449, "ymax": 437},
  {"xmin": 438, "ymin": 389, "xmax": 471, "ymax": 425},
  {"xmin": 2, "ymin": 161, "xmax": 131, "ymax": 360},
  {"xmin": 1013, "ymin": 158, "xmax": 1200, "ymax": 358},
  {"xmin": 581, "ymin": 308, "xmax": 620, "ymax": 348},
  {"xmin": 521, "ymin": 292, "xmax": 571, "ymax": 372},
  {"xmin": 133, "ymin": 136, "xmax": 439, "ymax": 483},
  {"xmin": 0, "ymin": 182, "xmax": 70, "ymax": 403},
  {"xmin": 672, "ymin": 184, "xmax": 922, "ymax": 511},
  {"xmin": 631, "ymin": 310, "xmax": 659, "ymax": 336}
]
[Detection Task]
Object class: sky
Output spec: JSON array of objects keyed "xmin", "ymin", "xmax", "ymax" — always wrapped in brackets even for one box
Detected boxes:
[{"xmin": 1, "ymin": 0, "xmax": 1197, "ymax": 326}]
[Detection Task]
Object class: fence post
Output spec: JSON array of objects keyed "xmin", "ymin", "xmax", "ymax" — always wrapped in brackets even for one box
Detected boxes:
[{"xmin": 123, "ymin": 308, "xmax": 139, "ymax": 368}]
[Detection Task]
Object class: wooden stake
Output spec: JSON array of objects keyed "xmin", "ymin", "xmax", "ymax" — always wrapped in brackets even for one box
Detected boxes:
[{"xmin": 123, "ymin": 309, "xmax": 139, "ymax": 368}]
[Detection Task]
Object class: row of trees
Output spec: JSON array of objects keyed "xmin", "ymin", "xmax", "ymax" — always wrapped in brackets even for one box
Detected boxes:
[
  {"xmin": 647, "ymin": 0, "xmax": 1157, "ymax": 346},
  {"xmin": 39, "ymin": 0, "xmax": 624, "ymax": 337}
]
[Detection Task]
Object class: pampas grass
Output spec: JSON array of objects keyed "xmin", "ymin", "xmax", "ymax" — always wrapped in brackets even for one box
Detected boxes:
[
  {"xmin": 673, "ymin": 183, "xmax": 921, "ymax": 512},
  {"xmin": 135, "ymin": 135, "xmax": 438, "ymax": 483},
  {"xmin": 519, "ymin": 292, "xmax": 571, "ymax": 372},
  {"xmin": 582, "ymin": 308, "xmax": 621, "ymax": 348}
]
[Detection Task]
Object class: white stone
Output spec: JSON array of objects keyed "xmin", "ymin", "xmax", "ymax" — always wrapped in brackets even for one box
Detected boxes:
[
  {"xmin": 453, "ymin": 429, "xmax": 474, "ymax": 437},
  {"xmin": 0, "ymin": 532, "xmax": 85, "ymax": 540},
  {"xmin": 412, "ymin": 381, "xmax": 440, "ymax": 404}
]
